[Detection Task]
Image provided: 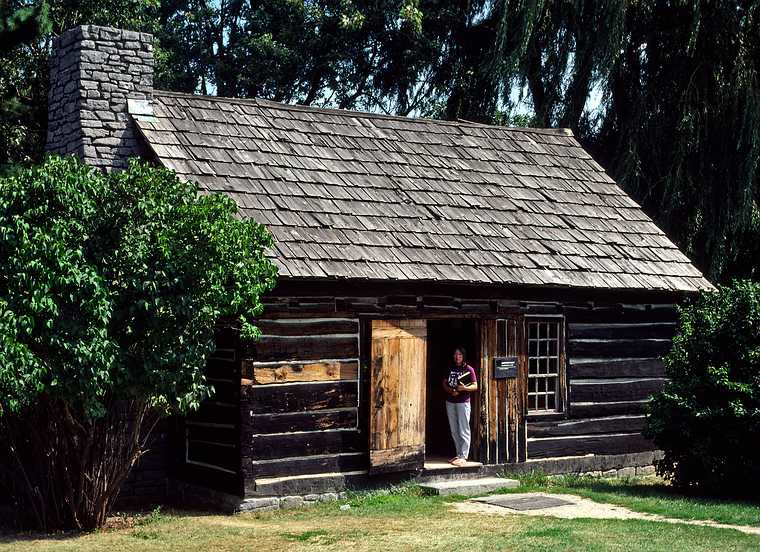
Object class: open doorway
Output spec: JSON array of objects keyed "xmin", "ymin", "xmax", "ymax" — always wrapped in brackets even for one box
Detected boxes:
[{"xmin": 425, "ymin": 319, "xmax": 480, "ymax": 467}]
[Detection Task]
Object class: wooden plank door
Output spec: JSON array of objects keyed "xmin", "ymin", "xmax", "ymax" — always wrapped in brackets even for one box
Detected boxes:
[
  {"xmin": 478, "ymin": 317, "xmax": 527, "ymax": 464},
  {"xmin": 369, "ymin": 319, "xmax": 427, "ymax": 474}
]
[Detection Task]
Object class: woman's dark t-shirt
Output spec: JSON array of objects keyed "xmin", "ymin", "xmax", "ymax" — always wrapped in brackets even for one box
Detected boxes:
[{"xmin": 445, "ymin": 363, "xmax": 477, "ymax": 404}]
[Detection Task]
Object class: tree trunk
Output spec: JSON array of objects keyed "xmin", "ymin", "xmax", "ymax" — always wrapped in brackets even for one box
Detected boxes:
[{"xmin": 0, "ymin": 397, "xmax": 158, "ymax": 531}]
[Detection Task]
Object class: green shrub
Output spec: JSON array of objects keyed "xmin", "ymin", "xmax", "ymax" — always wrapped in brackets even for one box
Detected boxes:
[
  {"xmin": 645, "ymin": 280, "xmax": 760, "ymax": 494},
  {"xmin": 0, "ymin": 156, "xmax": 277, "ymax": 530}
]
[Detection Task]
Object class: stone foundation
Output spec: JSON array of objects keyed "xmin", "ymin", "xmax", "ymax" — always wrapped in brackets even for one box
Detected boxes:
[
  {"xmin": 494, "ymin": 450, "xmax": 664, "ymax": 479},
  {"xmin": 238, "ymin": 492, "xmax": 349, "ymax": 513}
]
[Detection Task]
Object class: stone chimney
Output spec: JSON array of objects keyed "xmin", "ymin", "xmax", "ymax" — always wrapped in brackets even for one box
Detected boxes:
[{"xmin": 46, "ymin": 25, "xmax": 154, "ymax": 171}]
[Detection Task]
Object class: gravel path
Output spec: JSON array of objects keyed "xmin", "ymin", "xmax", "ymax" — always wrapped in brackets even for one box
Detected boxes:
[{"xmin": 453, "ymin": 492, "xmax": 760, "ymax": 536}]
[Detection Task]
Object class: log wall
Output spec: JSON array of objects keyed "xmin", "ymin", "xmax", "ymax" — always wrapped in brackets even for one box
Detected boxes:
[
  {"xmin": 176, "ymin": 284, "xmax": 686, "ymax": 498},
  {"xmin": 177, "ymin": 327, "xmax": 242, "ymax": 494},
  {"xmin": 240, "ymin": 317, "xmax": 362, "ymax": 494},
  {"xmin": 526, "ymin": 303, "xmax": 677, "ymax": 459},
  {"xmin": 249, "ymin": 293, "xmax": 679, "ymax": 471}
]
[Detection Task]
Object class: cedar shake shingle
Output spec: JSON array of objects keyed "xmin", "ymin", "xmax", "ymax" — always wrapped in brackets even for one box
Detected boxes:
[{"xmin": 133, "ymin": 91, "xmax": 712, "ymax": 292}]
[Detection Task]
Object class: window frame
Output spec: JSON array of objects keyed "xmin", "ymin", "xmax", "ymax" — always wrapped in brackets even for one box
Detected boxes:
[{"xmin": 524, "ymin": 315, "xmax": 567, "ymax": 415}]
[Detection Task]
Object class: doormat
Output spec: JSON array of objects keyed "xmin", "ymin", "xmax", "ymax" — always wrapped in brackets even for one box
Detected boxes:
[{"xmin": 473, "ymin": 494, "xmax": 574, "ymax": 511}]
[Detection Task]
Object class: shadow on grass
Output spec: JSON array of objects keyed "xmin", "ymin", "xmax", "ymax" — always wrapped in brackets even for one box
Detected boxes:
[{"xmin": 0, "ymin": 506, "xmax": 223, "ymax": 545}]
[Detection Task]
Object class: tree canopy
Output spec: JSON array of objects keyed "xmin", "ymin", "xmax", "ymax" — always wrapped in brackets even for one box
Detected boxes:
[
  {"xmin": 0, "ymin": 156, "xmax": 276, "ymax": 418},
  {"xmin": 1, "ymin": 0, "xmax": 758, "ymax": 282}
]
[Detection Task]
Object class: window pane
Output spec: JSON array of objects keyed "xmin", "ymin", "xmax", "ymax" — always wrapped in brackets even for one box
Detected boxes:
[{"xmin": 527, "ymin": 320, "xmax": 563, "ymax": 412}]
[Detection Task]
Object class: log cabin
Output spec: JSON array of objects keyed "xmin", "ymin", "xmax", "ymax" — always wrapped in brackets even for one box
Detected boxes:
[{"xmin": 45, "ymin": 25, "xmax": 713, "ymax": 505}]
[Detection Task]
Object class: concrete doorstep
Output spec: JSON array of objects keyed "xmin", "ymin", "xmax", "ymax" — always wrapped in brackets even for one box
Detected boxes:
[{"xmin": 419, "ymin": 477, "xmax": 520, "ymax": 497}]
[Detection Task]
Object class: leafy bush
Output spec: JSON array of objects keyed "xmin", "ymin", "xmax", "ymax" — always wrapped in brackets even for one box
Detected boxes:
[
  {"xmin": 0, "ymin": 156, "xmax": 276, "ymax": 530},
  {"xmin": 645, "ymin": 280, "xmax": 760, "ymax": 494}
]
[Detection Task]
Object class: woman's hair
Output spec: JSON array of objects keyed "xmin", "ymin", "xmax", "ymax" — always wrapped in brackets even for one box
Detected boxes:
[{"xmin": 454, "ymin": 347, "xmax": 467, "ymax": 363}]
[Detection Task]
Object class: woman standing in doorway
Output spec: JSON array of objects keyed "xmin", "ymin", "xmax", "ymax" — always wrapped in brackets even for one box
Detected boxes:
[{"xmin": 442, "ymin": 347, "xmax": 478, "ymax": 466}]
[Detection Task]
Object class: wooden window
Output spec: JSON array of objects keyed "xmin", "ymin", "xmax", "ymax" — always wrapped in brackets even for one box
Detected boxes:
[{"xmin": 527, "ymin": 320, "xmax": 564, "ymax": 413}]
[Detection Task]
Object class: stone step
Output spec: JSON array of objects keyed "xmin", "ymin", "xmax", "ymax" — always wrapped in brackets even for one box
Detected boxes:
[
  {"xmin": 419, "ymin": 462, "xmax": 485, "ymax": 483},
  {"xmin": 419, "ymin": 477, "xmax": 520, "ymax": 497}
]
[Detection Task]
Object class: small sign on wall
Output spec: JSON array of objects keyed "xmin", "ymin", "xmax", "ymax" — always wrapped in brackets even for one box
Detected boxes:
[{"xmin": 493, "ymin": 356, "xmax": 518, "ymax": 379}]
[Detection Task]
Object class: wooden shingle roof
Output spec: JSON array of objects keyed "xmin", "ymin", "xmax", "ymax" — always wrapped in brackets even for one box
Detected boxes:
[{"xmin": 133, "ymin": 91, "xmax": 711, "ymax": 292}]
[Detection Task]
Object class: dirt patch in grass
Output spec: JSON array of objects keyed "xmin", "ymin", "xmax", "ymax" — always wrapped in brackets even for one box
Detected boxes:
[
  {"xmin": 502, "ymin": 474, "xmax": 760, "ymax": 527},
  {"xmin": 456, "ymin": 492, "xmax": 760, "ymax": 536}
]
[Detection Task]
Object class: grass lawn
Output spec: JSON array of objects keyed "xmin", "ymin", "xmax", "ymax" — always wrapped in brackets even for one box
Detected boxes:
[{"xmin": 2, "ymin": 477, "xmax": 760, "ymax": 552}]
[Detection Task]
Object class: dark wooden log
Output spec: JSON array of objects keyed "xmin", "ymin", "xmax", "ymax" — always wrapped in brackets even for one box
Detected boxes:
[
  {"xmin": 460, "ymin": 300, "xmax": 494, "ymax": 314},
  {"xmin": 256, "ymin": 318, "xmax": 359, "ymax": 336},
  {"xmin": 369, "ymin": 447, "xmax": 424, "ymax": 475},
  {"xmin": 244, "ymin": 452, "xmax": 368, "ymax": 479},
  {"xmin": 527, "ymin": 415, "xmax": 646, "ymax": 438},
  {"xmin": 568, "ymin": 338, "xmax": 672, "ymax": 358},
  {"xmin": 205, "ymin": 357, "xmax": 239, "ymax": 380},
  {"xmin": 570, "ymin": 378, "xmax": 666, "ymax": 403},
  {"xmin": 563, "ymin": 304, "xmax": 678, "ymax": 324},
  {"xmin": 242, "ymin": 381, "xmax": 359, "ymax": 414},
  {"xmin": 269, "ymin": 279, "xmax": 684, "ymax": 307},
  {"xmin": 526, "ymin": 412, "xmax": 567, "ymax": 423},
  {"xmin": 207, "ymin": 348, "xmax": 236, "ymax": 362},
  {"xmin": 247, "ymin": 408, "xmax": 358, "ymax": 434},
  {"xmin": 186, "ymin": 441, "xmax": 239, "ymax": 470},
  {"xmin": 262, "ymin": 298, "xmax": 337, "ymax": 316},
  {"xmin": 568, "ymin": 358, "xmax": 666, "ymax": 379},
  {"xmin": 185, "ymin": 423, "xmax": 238, "ymax": 444},
  {"xmin": 206, "ymin": 380, "xmax": 240, "ymax": 403},
  {"xmin": 243, "ymin": 429, "xmax": 362, "ymax": 460},
  {"xmin": 568, "ymin": 323, "xmax": 676, "ymax": 340},
  {"xmin": 384, "ymin": 295, "xmax": 417, "ymax": 306},
  {"xmin": 176, "ymin": 463, "xmax": 241, "ymax": 495},
  {"xmin": 253, "ymin": 334, "xmax": 359, "ymax": 362},
  {"xmin": 187, "ymin": 400, "xmax": 238, "ymax": 423},
  {"xmin": 569, "ymin": 400, "xmax": 648, "ymax": 419},
  {"xmin": 212, "ymin": 323, "xmax": 239, "ymax": 348},
  {"xmin": 528, "ymin": 432, "xmax": 655, "ymax": 459},
  {"xmin": 523, "ymin": 302, "xmax": 562, "ymax": 314},
  {"xmin": 340, "ymin": 298, "xmax": 384, "ymax": 315},
  {"xmin": 359, "ymin": 319, "xmax": 372, "ymax": 465}
]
